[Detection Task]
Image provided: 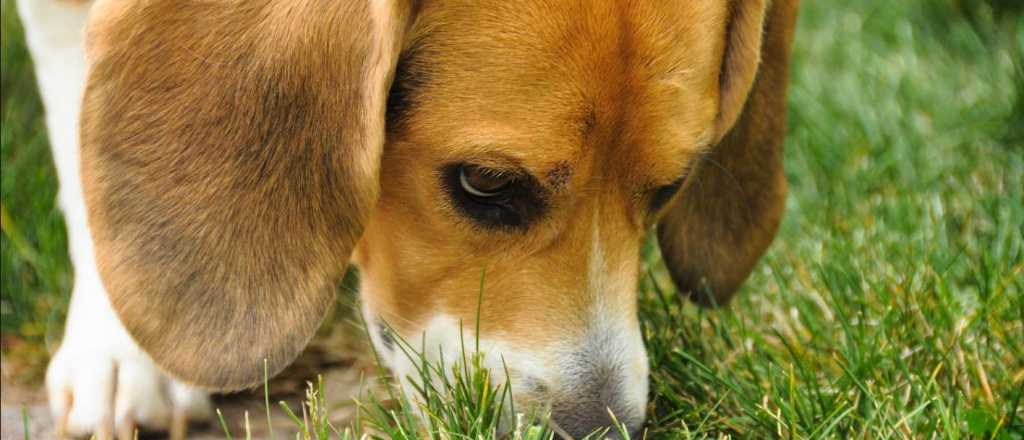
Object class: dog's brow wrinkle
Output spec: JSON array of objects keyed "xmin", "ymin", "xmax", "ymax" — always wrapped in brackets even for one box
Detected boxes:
[
  {"xmin": 546, "ymin": 161, "xmax": 573, "ymax": 189},
  {"xmin": 578, "ymin": 106, "xmax": 598, "ymax": 140}
]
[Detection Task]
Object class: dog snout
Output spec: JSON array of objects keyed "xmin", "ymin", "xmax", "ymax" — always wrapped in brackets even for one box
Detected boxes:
[
  {"xmin": 531, "ymin": 349, "xmax": 647, "ymax": 438},
  {"xmin": 532, "ymin": 321, "xmax": 648, "ymax": 438}
]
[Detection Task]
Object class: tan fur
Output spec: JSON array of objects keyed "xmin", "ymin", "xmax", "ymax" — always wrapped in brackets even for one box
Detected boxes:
[
  {"xmin": 354, "ymin": 0, "xmax": 725, "ymax": 351},
  {"xmin": 714, "ymin": 0, "xmax": 770, "ymax": 143},
  {"xmin": 80, "ymin": 0, "xmax": 797, "ymax": 391}
]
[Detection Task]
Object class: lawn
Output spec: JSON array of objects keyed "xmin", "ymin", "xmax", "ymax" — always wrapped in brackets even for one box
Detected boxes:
[{"xmin": 2, "ymin": 0, "xmax": 1022, "ymax": 438}]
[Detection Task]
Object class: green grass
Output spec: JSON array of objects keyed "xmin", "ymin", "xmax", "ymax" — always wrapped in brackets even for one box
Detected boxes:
[
  {"xmin": 1, "ymin": 0, "xmax": 69, "ymax": 376},
  {"xmin": 2, "ymin": 0, "xmax": 1022, "ymax": 438}
]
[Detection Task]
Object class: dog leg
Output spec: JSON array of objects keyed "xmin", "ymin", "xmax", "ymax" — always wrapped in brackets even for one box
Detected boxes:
[{"xmin": 17, "ymin": 1, "xmax": 211, "ymax": 438}]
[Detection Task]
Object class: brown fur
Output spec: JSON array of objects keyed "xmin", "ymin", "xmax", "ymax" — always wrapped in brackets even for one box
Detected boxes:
[
  {"xmin": 659, "ymin": 0, "xmax": 799, "ymax": 305},
  {"xmin": 80, "ymin": 0, "xmax": 797, "ymax": 390},
  {"xmin": 81, "ymin": 0, "xmax": 411, "ymax": 389}
]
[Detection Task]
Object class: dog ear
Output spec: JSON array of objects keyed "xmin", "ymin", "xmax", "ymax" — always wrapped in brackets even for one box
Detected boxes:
[
  {"xmin": 657, "ymin": 0, "xmax": 798, "ymax": 306},
  {"xmin": 80, "ymin": 0, "xmax": 412, "ymax": 390}
]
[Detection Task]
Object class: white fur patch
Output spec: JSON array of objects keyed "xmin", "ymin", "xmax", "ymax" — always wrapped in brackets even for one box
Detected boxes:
[
  {"xmin": 577, "ymin": 300, "xmax": 650, "ymax": 420},
  {"xmin": 19, "ymin": 0, "xmax": 211, "ymax": 435},
  {"xmin": 584, "ymin": 209, "xmax": 649, "ymax": 418},
  {"xmin": 365, "ymin": 306, "xmax": 648, "ymax": 429}
]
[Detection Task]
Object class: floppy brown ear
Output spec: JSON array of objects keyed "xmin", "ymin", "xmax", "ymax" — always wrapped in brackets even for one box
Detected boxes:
[
  {"xmin": 657, "ymin": 0, "xmax": 798, "ymax": 306},
  {"xmin": 80, "ymin": 0, "xmax": 411, "ymax": 390}
]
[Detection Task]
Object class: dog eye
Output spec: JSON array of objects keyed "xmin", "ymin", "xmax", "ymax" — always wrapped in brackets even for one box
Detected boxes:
[
  {"xmin": 459, "ymin": 165, "xmax": 514, "ymax": 198},
  {"xmin": 443, "ymin": 163, "xmax": 546, "ymax": 230}
]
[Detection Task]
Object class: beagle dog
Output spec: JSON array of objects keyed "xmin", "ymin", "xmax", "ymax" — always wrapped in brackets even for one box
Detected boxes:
[{"xmin": 20, "ymin": 0, "xmax": 797, "ymax": 437}]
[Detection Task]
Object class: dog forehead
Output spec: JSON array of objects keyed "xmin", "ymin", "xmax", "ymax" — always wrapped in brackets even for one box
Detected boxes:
[{"xmin": 399, "ymin": 0, "xmax": 726, "ymax": 179}]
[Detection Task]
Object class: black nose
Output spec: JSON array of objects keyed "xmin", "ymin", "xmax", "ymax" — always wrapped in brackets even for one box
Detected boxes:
[
  {"xmin": 551, "ymin": 415, "xmax": 643, "ymax": 439},
  {"xmin": 550, "ymin": 396, "xmax": 644, "ymax": 439},
  {"xmin": 541, "ymin": 327, "xmax": 648, "ymax": 439}
]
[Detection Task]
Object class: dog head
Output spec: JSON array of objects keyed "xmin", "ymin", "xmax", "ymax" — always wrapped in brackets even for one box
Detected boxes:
[{"xmin": 80, "ymin": 0, "xmax": 796, "ymax": 436}]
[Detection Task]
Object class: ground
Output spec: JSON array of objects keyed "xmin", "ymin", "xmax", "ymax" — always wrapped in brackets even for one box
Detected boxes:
[{"xmin": 2, "ymin": 0, "xmax": 1023, "ymax": 438}]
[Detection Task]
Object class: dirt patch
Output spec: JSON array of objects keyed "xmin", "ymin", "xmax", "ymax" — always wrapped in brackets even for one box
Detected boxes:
[
  {"xmin": 2, "ymin": 363, "xmax": 378, "ymax": 439},
  {"xmin": 1, "ymin": 309, "xmax": 384, "ymax": 439}
]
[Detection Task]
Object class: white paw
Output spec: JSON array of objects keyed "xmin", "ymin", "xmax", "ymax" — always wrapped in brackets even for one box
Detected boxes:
[
  {"xmin": 46, "ymin": 346, "xmax": 212, "ymax": 439},
  {"xmin": 46, "ymin": 277, "xmax": 211, "ymax": 439}
]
